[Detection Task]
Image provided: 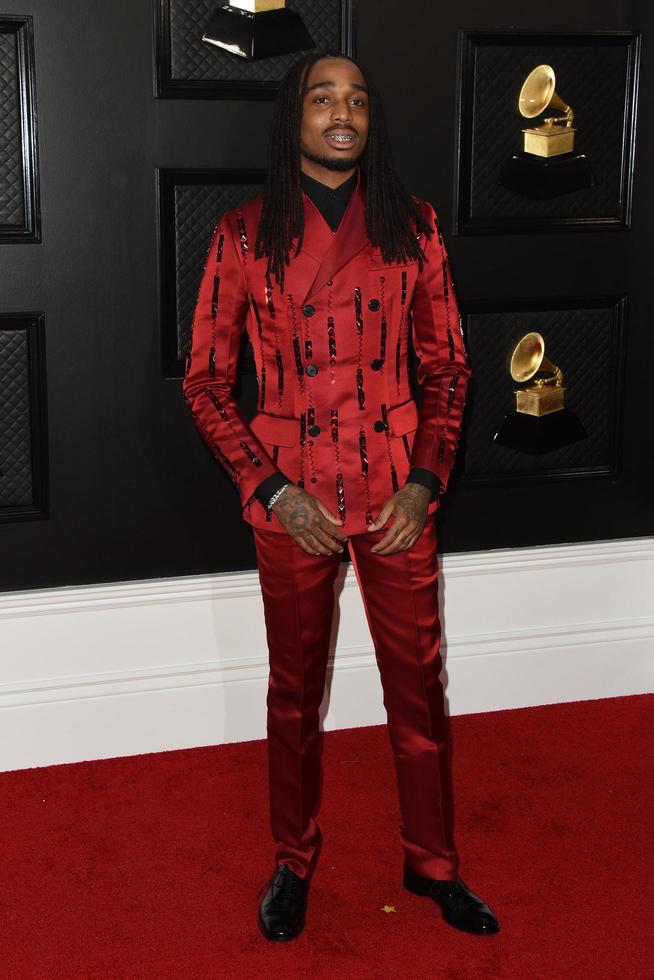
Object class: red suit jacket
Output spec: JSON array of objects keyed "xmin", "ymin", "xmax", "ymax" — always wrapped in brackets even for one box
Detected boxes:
[{"xmin": 183, "ymin": 167, "xmax": 472, "ymax": 536}]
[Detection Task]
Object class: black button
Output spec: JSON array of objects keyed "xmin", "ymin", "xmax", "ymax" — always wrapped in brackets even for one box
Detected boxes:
[
  {"xmin": 368, "ymin": 299, "xmax": 380, "ymax": 311},
  {"xmin": 370, "ymin": 358, "xmax": 383, "ymax": 371},
  {"xmin": 373, "ymin": 420, "xmax": 386, "ymax": 432},
  {"xmin": 308, "ymin": 424, "xmax": 320, "ymax": 436},
  {"xmin": 302, "ymin": 304, "xmax": 315, "ymax": 317},
  {"xmin": 305, "ymin": 363, "xmax": 318, "ymax": 376}
]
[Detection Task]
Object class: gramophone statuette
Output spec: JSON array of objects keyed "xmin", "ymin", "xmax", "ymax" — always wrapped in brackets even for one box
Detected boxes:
[
  {"xmin": 519, "ymin": 65, "xmax": 576, "ymax": 157},
  {"xmin": 498, "ymin": 64, "xmax": 595, "ymax": 199},
  {"xmin": 493, "ymin": 331, "xmax": 587, "ymax": 453}
]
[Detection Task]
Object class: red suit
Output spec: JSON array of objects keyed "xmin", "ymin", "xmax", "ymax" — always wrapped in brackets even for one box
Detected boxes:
[{"xmin": 184, "ymin": 167, "xmax": 472, "ymax": 880}]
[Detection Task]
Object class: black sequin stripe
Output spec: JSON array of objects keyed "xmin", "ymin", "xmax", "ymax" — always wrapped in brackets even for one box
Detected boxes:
[
  {"xmin": 380, "ymin": 403, "xmax": 399, "ymax": 493},
  {"xmin": 262, "ymin": 272, "xmax": 284, "ymax": 408},
  {"xmin": 330, "ymin": 408, "xmax": 346, "ymax": 519},
  {"xmin": 236, "ymin": 213, "xmax": 248, "ymax": 265},
  {"xmin": 204, "ymin": 387, "xmax": 262, "ymax": 466},
  {"xmin": 287, "ymin": 293, "xmax": 305, "ymax": 390},
  {"xmin": 356, "ymin": 367, "xmax": 365, "ymax": 410},
  {"xmin": 354, "ymin": 286, "xmax": 365, "ymax": 409},
  {"xmin": 359, "ymin": 425, "xmax": 373, "ymax": 526},
  {"xmin": 250, "ymin": 293, "xmax": 266, "ymax": 410},
  {"xmin": 395, "ymin": 270, "xmax": 408, "ymax": 395},
  {"xmin": 359, "ymin": 426, "xmax": 372, "ymax": 524},
  {"xmin": 210, "ymin": 270, "xmax": 221, "ymax": 318},
  {"xmin": 210, "ymin": 442, "xmax": 242, "ymax": 485},
  {"xmin": 264, "ymin": 274, "xmax": 275, "ymax": 319},
  {"xmin": 327, "ymin": 282, "xmax": 336, "ymax": 384},
  {"xmin": 240, "ymin": 440, "xmax": 263, "ymax": 466},
  {"xmin": 328, "ymin": 316, "xmax": 336, "ymax": 362},
  {"xmin": 275, "ymin": 349, "xmax": 284, "ymax": 404},
  {"xmin": 208, "ymin": 232, "xmax": 225, "ymax": 378},
  {"xmin": 437, "ymin": 371, "xmax": 461, "ymax": 463}
]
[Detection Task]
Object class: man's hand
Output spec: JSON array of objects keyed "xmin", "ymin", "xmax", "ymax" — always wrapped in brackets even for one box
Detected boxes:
[
  {"xmin": 272, "ymin": 485, "xmax": 348, "ymax": 556},
  {"xmin": 367, "ymin": 483, "xmax": 431, "ymax": 554}
]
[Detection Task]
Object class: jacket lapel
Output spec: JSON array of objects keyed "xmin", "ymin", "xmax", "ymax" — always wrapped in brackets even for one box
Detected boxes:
[{"xmin": 300, "ymin": 166, "xmax": 369, "ymax": 305}]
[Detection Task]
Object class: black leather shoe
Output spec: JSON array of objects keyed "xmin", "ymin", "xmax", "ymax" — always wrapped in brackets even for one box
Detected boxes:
[
  {"xmin": 403, "ymin": 863, "xmax": 500, "ymax": 935},
  {"xmin": 257, "ymin": 863, "xmax": 308, "ymax": 941}
]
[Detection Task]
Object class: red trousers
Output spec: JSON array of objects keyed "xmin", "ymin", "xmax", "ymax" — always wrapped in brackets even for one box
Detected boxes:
[{"xmin": 252, "ymin": 514, "xmax": 459, "ymax": 881}]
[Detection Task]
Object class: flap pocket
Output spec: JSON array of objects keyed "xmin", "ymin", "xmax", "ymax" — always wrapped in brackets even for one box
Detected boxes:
[
  {"xmin": 387, "ymin": 399, "xmax": 419, "ymax": 436},
  {"xmin": 249, "ymin": 411, "xmax": 298, "ymax": 447}
]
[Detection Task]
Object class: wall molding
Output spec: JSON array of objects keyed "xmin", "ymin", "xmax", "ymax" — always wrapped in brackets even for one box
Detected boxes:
[{"xmin": 1, "ymin": 536, "xmax": 652, "ymax": 772}]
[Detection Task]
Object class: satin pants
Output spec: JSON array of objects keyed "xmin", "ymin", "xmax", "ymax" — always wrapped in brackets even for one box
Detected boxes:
[{"xmin": 252, "ymin": 514, "xmax": 459, "ymax": 882}]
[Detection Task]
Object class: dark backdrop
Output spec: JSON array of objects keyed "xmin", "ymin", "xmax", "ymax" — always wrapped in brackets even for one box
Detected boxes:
[{"xmin": 1, "ymin": 0, "xmax": 651, "ymax": 591}]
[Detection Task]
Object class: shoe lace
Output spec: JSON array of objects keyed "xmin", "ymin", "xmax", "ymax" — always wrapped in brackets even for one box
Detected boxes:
[{"xmin": 269, "ymin": 864, "xmax": 305, "ymax": 909}]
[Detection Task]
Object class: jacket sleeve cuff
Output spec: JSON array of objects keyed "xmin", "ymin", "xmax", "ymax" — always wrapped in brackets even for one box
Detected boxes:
[
  {"xmin": 406, "ymin": 467, "xmax": 442, "ymax": 502},
  {"xmin": 253, "ymin": 471, "xmax": 292, "ymax": 509}
]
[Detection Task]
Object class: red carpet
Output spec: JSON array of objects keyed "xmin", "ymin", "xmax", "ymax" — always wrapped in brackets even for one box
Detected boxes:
[{"xmin": 0, "ymin": 694, "xmax": 651, "ymax": 978}]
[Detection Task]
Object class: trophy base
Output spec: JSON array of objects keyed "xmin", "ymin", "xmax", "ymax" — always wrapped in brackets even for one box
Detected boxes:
[
  {"xmin": 202, "ymin": 5, "xmax": 314, "ymax": 60},
  {"xmin": 493, "ymin": 408, "xmax": 588, "ymax": 455},
  {"xmin": 498, "ymin": 151, "xmax": 595, "ymax": 200}
]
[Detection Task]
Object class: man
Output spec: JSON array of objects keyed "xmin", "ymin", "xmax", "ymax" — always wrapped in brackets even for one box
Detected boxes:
[{"xmin": 183, "ymin": 49, "xmax": 499, "ymax": 941}]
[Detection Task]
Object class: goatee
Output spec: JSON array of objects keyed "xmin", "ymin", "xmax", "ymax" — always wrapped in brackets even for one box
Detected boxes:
[{"xmin": 300, "ymin": 146, "xmax": 365, "ymax": 173}]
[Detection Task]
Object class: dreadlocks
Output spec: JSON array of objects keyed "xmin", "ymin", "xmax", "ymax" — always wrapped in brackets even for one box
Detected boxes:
[{"xmin": 254, "ymin": 49, "xmax": 433, "ymax": 293}]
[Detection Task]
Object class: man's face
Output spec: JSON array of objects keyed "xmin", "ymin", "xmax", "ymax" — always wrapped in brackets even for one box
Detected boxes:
[{"xmin": 299, "ymin": 56, "xmax": 369, "ymax": 175}]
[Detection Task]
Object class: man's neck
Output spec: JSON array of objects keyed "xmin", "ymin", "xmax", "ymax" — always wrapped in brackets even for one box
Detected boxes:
[{"xmin": 300, "ymin": 163, "xmax": 357, "ymax": 190}]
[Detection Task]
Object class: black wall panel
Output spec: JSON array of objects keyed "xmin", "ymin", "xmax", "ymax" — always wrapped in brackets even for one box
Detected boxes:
[
  {"xmin": 0, "ymin": 314, "xmax": 48, "ymax": 520},
  {"xmin": 0, "ymin": 15, "xmax": 40, "ymax": 241},
  {"xmin": 0, "ymin": 0, "xmax": 652, "ymax": 591}
]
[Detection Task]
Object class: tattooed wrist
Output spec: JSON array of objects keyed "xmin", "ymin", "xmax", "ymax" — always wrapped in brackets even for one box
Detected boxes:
[{"xmin": 398, "ymin": 482, "xmax": 430, "ymax": 521}]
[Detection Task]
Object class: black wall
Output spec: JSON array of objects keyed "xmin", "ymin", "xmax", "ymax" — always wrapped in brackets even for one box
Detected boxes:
[{"xmin": 1, "ymin": 0, "xmax": 652, "ymax": 592}]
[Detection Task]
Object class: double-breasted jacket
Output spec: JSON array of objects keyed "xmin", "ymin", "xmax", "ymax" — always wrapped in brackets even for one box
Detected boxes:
[{"xmin": 182, "ymin": 167, "xmax": 472, "ymax": 536}]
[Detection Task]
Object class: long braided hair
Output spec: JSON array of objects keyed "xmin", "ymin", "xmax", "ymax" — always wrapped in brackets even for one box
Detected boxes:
[{"xmin": 254, "ymin": 49, "xmax": 433, "ymax": 292}]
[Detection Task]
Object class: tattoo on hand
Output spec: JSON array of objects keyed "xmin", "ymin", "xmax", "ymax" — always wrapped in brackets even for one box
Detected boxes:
[{"xmin": 398, "ymin": 483, "xmax": 430, "ymax": 518}]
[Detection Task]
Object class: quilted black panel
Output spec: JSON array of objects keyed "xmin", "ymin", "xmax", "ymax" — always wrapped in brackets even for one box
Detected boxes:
[
  {"xmin": 0, "ymin": 28, "xmax": 25, "ymax": 226},
  {"xmin": 174, "ymin": 180, "xmax": 261, "ymax": 360},
  {"xmin": 458, "ymin": 33, "xmax": 639, "ymax": 229},
  {"xmin": 0, "ymin": 327, "xmax": 33, "ymax": 507},
  {"xmin": 461, "ymin": 299, "xmax": 625, "ymax": 483},
  {"xmin": 161, "ymin": 0, "xmax": 350, "ymax": 92}
]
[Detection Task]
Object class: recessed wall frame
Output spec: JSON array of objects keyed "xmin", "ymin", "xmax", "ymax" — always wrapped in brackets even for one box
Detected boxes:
[
  {"xmin": 158, "ymin": 167, "xmax": 266, "ymax": 379},
  {"xmin": 0, "ymin": 313, "xmax": 49, "ymax": 522},
  {"xmin": 454, "ymin": 31, "xmax": 640, "ymax": 234},
  {"xmin": 155, "ymin": 0, "xmax": 356, "ymax": 99},
  {"xmin": 0, "ymin": 16, "xmax": 41, "ymax": 242}
]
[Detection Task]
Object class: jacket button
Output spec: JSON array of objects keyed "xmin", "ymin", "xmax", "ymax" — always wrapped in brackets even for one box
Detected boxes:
[
  {"xmin": 373, "ymin": 420, "xmax": 386, "ymax": 432},
  {"xmin": 308, "ymin": 424, "xmax": 320, "ymax": 436},
  {"xmin": 370, "ymin": 358, "xmax": 383, "ymax": 371},
  {"xmin": 305, "ymin": 363, "xmax": 318, "ymax": 376},
  {"xmin": 368, "ymin": 299, "xmax": 380, "ymax": 311},
  {"xmin": 302, "ymin": 304, "xmax": 315, "ymax": 317}
]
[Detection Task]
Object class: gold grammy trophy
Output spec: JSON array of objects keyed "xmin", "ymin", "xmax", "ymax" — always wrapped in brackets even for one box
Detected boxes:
[
  {"xmin": 511, "ymin": 331, "xmax": 565, "ymax": 415},
  {"xmin": 493, "ymin": 331, "xmax": 587, "ymax": 453},
  {"xmin": 498, "ymin": 65, "xmax": 595, "ymax": 199},
  {"xmin": 202, "ymin": 0, "xmax": 315, "ymax": 60},
  {"xmin": 519, "ymin": 65, "xmax": 575, "ymax": 157}
]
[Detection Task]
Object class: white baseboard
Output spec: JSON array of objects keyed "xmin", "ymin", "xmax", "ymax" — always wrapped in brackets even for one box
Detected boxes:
[{"xmin": 1, "ymin": 536, "xmax": 652, "ymax": 772}]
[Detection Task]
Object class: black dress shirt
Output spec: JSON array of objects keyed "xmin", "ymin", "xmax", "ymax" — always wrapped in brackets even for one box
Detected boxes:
[{"xmin": 253, "ymin": 169, "xmax": 441, "ymax": 509}]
